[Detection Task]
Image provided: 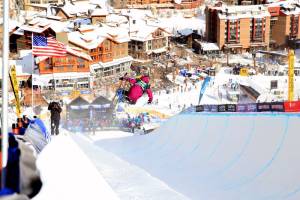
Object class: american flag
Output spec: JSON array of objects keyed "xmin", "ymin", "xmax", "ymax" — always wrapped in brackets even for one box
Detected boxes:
[{"xmin": 32, "ymin": 35, "xmax": 67, "ymax": 57}]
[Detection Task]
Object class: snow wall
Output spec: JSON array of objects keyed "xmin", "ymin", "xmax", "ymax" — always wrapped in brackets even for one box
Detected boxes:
[{"xmin": 96, "ymin": 112, "xmax": 300, "ymax": 200}]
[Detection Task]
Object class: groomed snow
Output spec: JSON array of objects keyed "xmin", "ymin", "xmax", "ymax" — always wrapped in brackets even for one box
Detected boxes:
[{"xmin": 33, "ymin": 133, "xmax": 120, "ymax": 200}]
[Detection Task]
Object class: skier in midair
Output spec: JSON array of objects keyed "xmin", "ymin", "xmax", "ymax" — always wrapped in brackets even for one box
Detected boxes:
[{"xmin": 119, "ymin": 72, "xmax": 153, "ymax": 105}]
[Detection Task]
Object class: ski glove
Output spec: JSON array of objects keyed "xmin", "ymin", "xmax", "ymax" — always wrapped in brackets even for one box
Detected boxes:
[
  {"xmin": 119, "ymin": 77, "xmax": 124, "ymax": 81},
  {"xmin": 148, "ymin": 100, "xmax": 152, "ymax": 104}
]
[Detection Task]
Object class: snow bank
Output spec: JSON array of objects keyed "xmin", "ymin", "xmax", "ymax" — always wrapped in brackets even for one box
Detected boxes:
[{"xmin": 33, "ymin": 133, "xmax": 120, "ymax": 200}]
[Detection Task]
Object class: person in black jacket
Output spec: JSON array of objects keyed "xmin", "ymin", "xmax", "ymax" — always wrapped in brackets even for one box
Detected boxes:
[{"xmin": 48, "ymin": 101, "xmax": 62, "ymax": 135}]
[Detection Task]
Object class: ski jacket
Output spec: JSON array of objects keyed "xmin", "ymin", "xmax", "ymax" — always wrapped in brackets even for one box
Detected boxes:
[
  {"xmin": 48, "ymin": 102, "xmax": 62, "ymax": 121},
  {"xmin": 124, "ymin": 76, "xmax": 153, "ymax": 104}
]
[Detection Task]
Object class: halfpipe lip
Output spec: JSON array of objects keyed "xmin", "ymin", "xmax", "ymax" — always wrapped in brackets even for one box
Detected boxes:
[{"xmin": 180, "ymin": 112, "xmax": 300, "ymax": 117}]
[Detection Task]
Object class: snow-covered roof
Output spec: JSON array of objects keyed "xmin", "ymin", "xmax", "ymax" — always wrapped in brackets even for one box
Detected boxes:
[
  {"xmin": 66, "ymin": 46, "xmax": 92, "ymax": 61},
  {"xmin": 91, "ymin": 8, "xmax": 108, "ymax": 16},
  {"xmin": 147, "ymin": 47, "xmax": 168, "ymax": 54},
  {"xmin": 68, "ymin": 25, "xmax": 129, "ymax": 50},
  {"xmin": 68, "ymin": 30, "xmax": 107, "ymax": 50},
  {"xmin": 278, "ymin": 3, "xmax": 300, "ymax": 15},
  {"xmin": 177, "ymin": 28, "xmax": 193, "ymax": 36},
  {"xmin": 218, "ymin": 5, "xmax": 271, "ymax": 19},
  {"xmin": 18, "ymin": 17, "xmax": 68, "ymax": 33},
  {"xmin": 54, "ymin": 0, "xmax": 108, "ymax": 18},
  {"xmin": 105, "ymin": 26, "xmax": 130, "ymax": 43},
  {"xmin": 46, "ymin": 15, "xmax": 63, "ymax": 21},
  {"xmin": 106, "ymin": 14, "xmax": 128, "ymax": 25},
  {"xmin": 198, "ymin": 42, "xmax": 220, "ymax": 51},
  {"xmin": 130, "ymin": 25, "xmax": 170, "ymax": 42}
]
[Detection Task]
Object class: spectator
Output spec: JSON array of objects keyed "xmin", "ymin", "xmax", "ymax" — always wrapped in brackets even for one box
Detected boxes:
[{"xmin": 48, "ymin": 101, "xmax": 62, "ymax": 135}]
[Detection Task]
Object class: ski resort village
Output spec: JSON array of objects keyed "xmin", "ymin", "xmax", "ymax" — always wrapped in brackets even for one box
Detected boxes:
[{"xmin": 1, "ymin": 0, "xmax": 300, "ymax": 199}]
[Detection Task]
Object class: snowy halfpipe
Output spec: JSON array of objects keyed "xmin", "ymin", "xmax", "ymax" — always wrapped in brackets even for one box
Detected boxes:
[{"xmin": 95, "ymin": 112, "xmax": 300, "ymax": 200}]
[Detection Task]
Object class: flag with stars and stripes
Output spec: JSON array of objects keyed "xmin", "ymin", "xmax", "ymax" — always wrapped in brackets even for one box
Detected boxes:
[{"xmin": 32, "ymin": 35, "xmax": 67, "ymax": 57}]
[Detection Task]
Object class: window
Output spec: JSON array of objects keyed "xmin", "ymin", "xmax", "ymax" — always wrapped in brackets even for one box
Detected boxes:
[
  {"xmin": 290, "ymin": 15, "xmax": 299, "ymax": 39},
  {"xmin": 225, "ymin": 19, "xmax": 240, "ymax": 43},
  {"xmin": 163, "ymin": 39, "xmax": 167, "ymax": 47},
  {"xmin": 148, "ymin": 41, "xmax": 152, "ymax": 50},
  {"xmin": 78, "ymin": 64, "xmax": 85, "ymax": 68},
  {"xmin": 251, "ymin": 18, "xmax": 264, "ymax": 42},
  {"xmin": 66, "ymin": 65, "xmax": 73, "ymax": 70}
]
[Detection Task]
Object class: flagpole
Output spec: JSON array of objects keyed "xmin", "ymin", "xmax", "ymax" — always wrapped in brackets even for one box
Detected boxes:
[
  {"xmin": 1, "ymin": 0, "xmax": 10, "ymax": 188},
  {"xmin": 31, "ymin": 33, "xmax": 34, "ymax": 113}
]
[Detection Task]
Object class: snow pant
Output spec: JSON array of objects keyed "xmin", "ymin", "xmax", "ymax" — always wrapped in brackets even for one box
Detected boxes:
[
  {"xmin": 122, "ymin": 90, "xmax": 135, "ymax": 104},
  {"xmin": 51, "ymin": 118, "xmax": 60, "ymax": 135}
]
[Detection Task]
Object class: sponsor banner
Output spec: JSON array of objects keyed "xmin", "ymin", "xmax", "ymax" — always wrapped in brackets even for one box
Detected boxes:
[
  {"xmin": 217, "ymin": 104, "xmax": 227, "ymax": 112},
  {"xmin": 237, "ymin": 103, "xmax": 257, "ymax": 112},
  {"xmin": 247, "ymin": 103, "xmax": 257, "ymax": 112},
  {"xmin": 217, "ymin": 104, "xmax": 237, "ymax": 112},
  {"xmin": 204, "ymin": 105, "xmax": 218, "ymax": 112},
  {"xmin": 288, "ymin": 50, "xmax": 295, "ymax": 101},
  {"xmin": 257, "ymin": 103, "xmax": 272, "ymax": 112},
  {"xmin": 236, "ymin": 104, "xmax": 248, "ymax": 112},
  {"xmin": 195, "ymin": 105, "xmax": 204, "ymax": 112},
  {"xmin": 227, "ymin": 104, "xmax": 237, "ymax": 112},
  {"xmin": 270, "ymin": 102, "xmax": 285, "ymax": 112},
  {"xmin": 9, "ymin": 65, "xmax": 22, "ymax": 117},
  {"xmin": 198, "ymin": 77, "xmax": 211, "ymax": 104},
  {"xmin": 284, "ymin": 101, "xmax": 300, "ymax": 112}
]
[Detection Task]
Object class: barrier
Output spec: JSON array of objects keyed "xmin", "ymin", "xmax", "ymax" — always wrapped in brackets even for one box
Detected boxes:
[
  {"xmin": 217, "ymin": 104, "xmax": 236, "ymax": 112},
  {"xmin": 192, "ymin": 101, "xmax": 294, "ymax": 113},
  {"xmin": 195, "ymin": 105, "xmax": 204, "ymax": 112},
  {"xmin": 257, "ymin": 103, "xmax": 272, "ymax": 112},
  {"xmin": 203, "ymin": 105, "xmax": 218, "ymax": 112},
  {"xmin": 284, "ymin": 101, "xmax": 300, "ymax": 112},
  {"xmin": 270, "ymin": 102, "xmax": 285, "ymax": 112}
]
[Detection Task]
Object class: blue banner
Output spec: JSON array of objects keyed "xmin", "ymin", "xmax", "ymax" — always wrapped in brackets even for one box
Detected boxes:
[
  {"xmin": 198, "ymin": 77, "xmax": 211, "ymax": 104},
  {"xmin": 270, "ymin": 102, "xmax": 285, "ymax": 112}
]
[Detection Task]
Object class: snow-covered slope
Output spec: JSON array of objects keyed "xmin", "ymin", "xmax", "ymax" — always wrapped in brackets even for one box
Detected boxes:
[
  {"xmin": 95, "ymin": 113, "xmax": 300, "ymax": 200},
  {"xmin": 33, "ymin": 133, "xmax": 120, "ymax": 200}
]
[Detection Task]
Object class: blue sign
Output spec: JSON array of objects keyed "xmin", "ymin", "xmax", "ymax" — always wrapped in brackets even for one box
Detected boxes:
[{"xmin": 198, "ymin": 77, "xmax": 211, "ymax": 104}]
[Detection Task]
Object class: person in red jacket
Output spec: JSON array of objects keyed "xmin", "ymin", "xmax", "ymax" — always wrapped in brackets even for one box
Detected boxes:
[{"xmin": 119, "ymin": 74, "xmax": 153, "ymax": 104}]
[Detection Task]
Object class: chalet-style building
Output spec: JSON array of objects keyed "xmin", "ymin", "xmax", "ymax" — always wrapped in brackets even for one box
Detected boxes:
[
  {"xmin": 10, "ymin": 17, "xmax": 67, "ymax": 53},
  {"xmin": 37, "ymin": 46, "xmax": 92, "ymax": 90},
  {"xmin": 68, "ymin": 25, "xmax": 132, "ymax": 80},
  {"xmin": 129, "ymin": 25, "xmax": 171, "ymax": 63}
]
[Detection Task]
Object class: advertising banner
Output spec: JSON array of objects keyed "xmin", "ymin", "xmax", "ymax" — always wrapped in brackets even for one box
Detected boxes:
[
  {"xmin": 237, "ymin": 103, "xmax": 257, "ymax": 112},
  {"xmin": 195, "ymin": 105, "xmax": 204, "ymax": 112},
  {"xmin": 217, "ymin": 104, "xmax": 226, "ymax": 112},
  {"xmin": 203, "ymin": 104, "xmax": 218, "ymax": 112},
  {"xmin": 288, "ymin": 50, "xmax": 295, "ymax": 101},
  {"xmin": 217, "ymin": 104, "xmax": 237, "ymax": 112},
  {"xmin": 198, "ymin": 77, "xmax": 211, "ymax": 104},
  {"xmin": 270, "ymin": 102, "xmax": 285, "ymax": 112},
  {"xmin": 236, "ymin": 104, "xmax": 248, "ymax": 112},
  {"xmin": 247, "ymin": 103, "xmax": 257, "ymax": 112},
  {"xmin": 9, "ymin": 65, "xmax": 22, "ymax": 117},
  {"xmin": 257, "ymin": 103, "xmax": 272, "ymax": 112},
  {"xmin": 227, "ymin": 104, "xmax": 237, "ymax": 112},
  {"xmin": 284, "ymin": 101, "xmax": 300, "ymax": 112}
]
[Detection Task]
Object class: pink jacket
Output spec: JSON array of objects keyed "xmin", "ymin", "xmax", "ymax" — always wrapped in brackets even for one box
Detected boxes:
[{"xmin": 125, "ymin": 76, "xmax": 153, "ymax": 104}]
